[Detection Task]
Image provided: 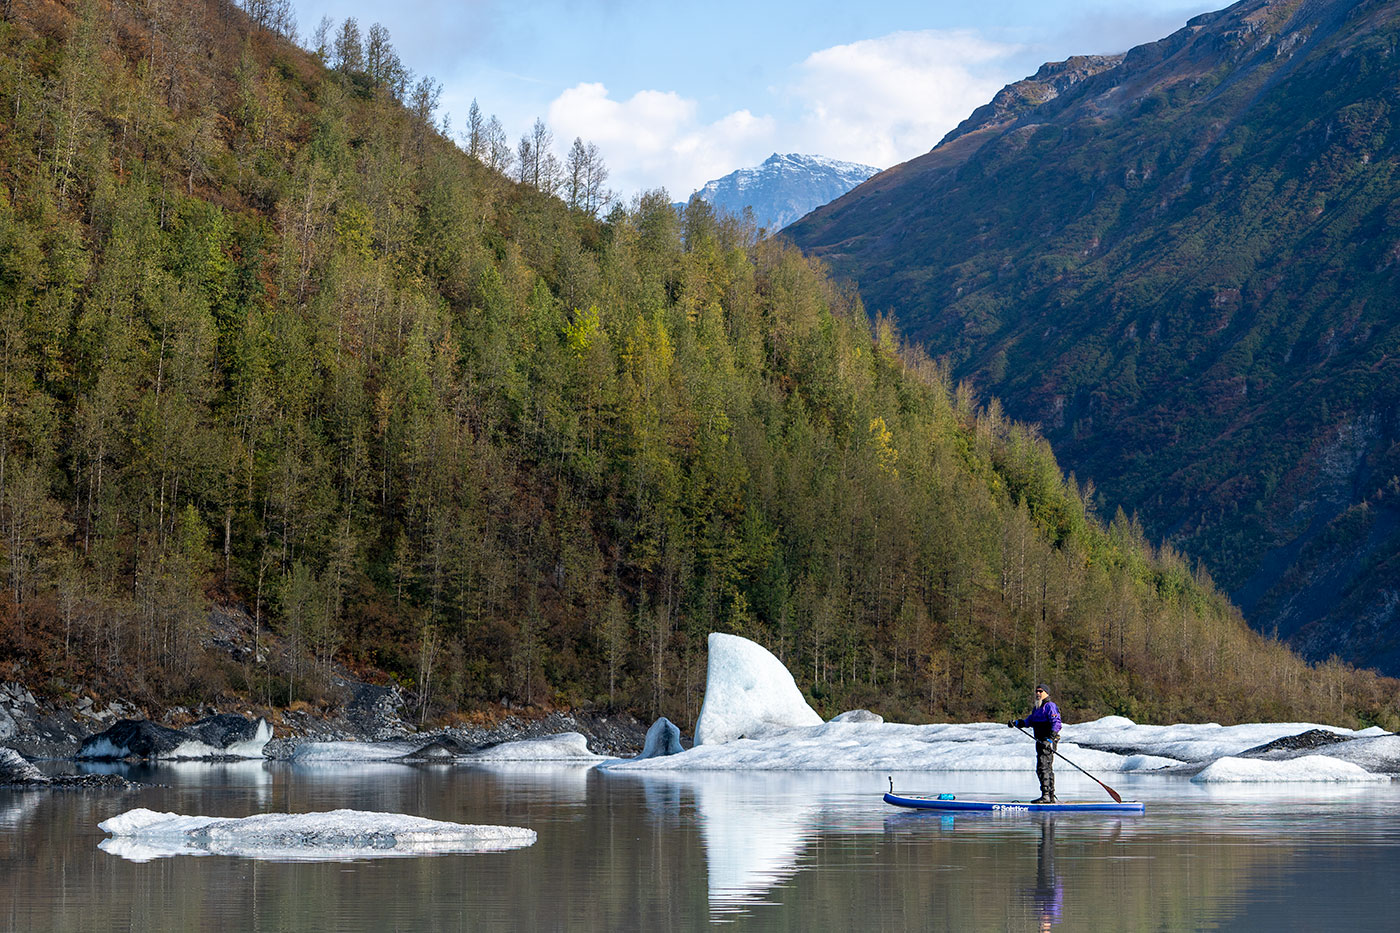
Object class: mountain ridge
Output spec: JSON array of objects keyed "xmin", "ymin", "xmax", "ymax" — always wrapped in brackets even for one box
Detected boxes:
[{"xmin": 786, "ymin": 0, "xmax": 1400, "ymax": 673}]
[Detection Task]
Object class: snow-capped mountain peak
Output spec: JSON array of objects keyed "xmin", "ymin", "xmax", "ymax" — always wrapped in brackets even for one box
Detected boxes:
[{"xmin": 687, "ymin": 153, "xmax": 880, "ymax": 232}]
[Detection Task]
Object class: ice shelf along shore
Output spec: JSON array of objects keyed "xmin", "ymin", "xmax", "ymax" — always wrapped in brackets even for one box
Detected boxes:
[
  {"xmin": 97, "ymin": 808, "xmax": 537, "ymax": 861},
  {"xmin": 599, "ymin": 634, "xmax": 1400, "ymax": 780},
  {"xmin": 261, "ymin": 634, "xmax": 1400, "ymax": 782}
]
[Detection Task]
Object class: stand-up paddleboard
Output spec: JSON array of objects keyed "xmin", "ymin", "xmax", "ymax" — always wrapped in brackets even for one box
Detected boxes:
[{"xmin": 884, "ymin": 792, "xmax": 1144, "ymax": 813}]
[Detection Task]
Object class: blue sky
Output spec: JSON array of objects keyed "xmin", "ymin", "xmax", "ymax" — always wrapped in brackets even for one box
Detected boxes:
[{"xmin": 290, "ymin": 0, "xmax": 1222, "ymax": 199}]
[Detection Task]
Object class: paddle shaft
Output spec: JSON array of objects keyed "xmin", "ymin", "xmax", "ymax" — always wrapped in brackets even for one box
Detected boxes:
[{"xmin": 1016, "ymin": 725, "xmax": 1124, "ymax": 803}]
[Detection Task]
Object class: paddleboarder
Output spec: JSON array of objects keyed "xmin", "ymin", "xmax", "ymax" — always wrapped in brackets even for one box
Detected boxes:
[{"xmin": 1010, "ymin": 684, "xmax": 1062, "ymax": 803}]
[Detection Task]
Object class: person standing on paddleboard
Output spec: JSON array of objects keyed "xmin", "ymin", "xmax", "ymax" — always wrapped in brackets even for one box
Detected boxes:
[{"xmin": 1010, "ymin": 684, "xmax": 1062, "ymax": 803}]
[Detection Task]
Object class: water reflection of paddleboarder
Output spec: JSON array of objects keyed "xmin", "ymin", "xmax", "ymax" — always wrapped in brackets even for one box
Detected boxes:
[{"xmin": 1031, "ymin": 818, "xmax": 1063, "ymax": 930}]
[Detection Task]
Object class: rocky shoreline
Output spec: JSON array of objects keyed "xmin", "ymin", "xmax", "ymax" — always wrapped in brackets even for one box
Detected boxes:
[{"xmin": 1, "ymin": 677, "xmax": 651, "ymax": 777}]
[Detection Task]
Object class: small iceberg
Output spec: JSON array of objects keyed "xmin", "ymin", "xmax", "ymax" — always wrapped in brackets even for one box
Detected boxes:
[
  {"xmin": 635, "ymin": 717, "xmax": 686, "ymax": 760},
  {"xmin": 1191, "ymin": 755, "xmax": 1389, "ymax": 783},
  {"xmin": 98, "ymin": 808, "xmax": 537, "ymax": 861}
]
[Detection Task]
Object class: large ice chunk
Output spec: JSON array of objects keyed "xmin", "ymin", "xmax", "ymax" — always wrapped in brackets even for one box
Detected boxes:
[
  {"xmin": 1191, "ymin": 755, "xmax": 1389, "ymax": 783},
  {"xmin": 692, "ymin": 633, "xmax": 822, "ymax": 746},
  {"xmin": 98, "ymin": 808, "xmax": 536, "ymax": 861}
]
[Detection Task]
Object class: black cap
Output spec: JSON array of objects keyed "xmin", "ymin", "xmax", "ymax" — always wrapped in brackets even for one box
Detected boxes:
[{"xmin": 1035, "ymin": 684, "xmax": 1050, "ymax": 694}]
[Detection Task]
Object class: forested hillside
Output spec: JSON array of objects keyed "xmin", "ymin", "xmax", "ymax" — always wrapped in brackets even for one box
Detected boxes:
[
  {"xmin": 0, "ymin": 0, "xmax": 1393, "ymax": 729},
  {"xmin": 788, "ymin": 0, "xmax": 1400, "ymax": 675}
]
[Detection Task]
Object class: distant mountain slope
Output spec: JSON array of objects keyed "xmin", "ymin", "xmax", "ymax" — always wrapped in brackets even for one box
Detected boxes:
[
  {"xmin": 687, "ymin": 153, "xmax": 880, "ymax": 233},
  {"xmin": 786, "ymin": 0, "xmax": 1400, "ymax": 673}
]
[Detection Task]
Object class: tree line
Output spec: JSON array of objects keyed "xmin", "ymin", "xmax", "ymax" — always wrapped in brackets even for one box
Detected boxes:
[{"xmin": 0, "ymin": 0, "xmax": 1395, "ymax": 731}]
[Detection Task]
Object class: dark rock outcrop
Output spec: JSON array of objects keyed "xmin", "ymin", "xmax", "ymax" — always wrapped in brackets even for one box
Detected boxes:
[
  {"xmin": 78, "ymin": 719, "xmax": 196, "ymax": 760},
  {"xmin": 401, "ymin": 736, "xmax": 473, "ymax": 759},
  {"xmin": 830, "ymin": 709, "xmax": 884, "ymax": 724},
  {"xmin": 941, "ymin": 54, "xmax": 1125, "ymax": 145},
  {"xmin": 1237, "ymin": 728, "xmax": 1355, "ymax": 759},
  {"xmin": 1, "ymin": 682, "xmax": 126, "ymax": 759},
  {"xmin": 344, "ymin": 684, "xmax": 411, "ymax": 741},
  {"xmin": 186, "ymin": 713, "xmax": 268, "ymax": 749}
]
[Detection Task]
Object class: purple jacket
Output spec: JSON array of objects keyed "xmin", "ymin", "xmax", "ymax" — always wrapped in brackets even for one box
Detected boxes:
[{"xmin": 1017, "ymin": 701, "xmax": 1062, "ymax": 741}]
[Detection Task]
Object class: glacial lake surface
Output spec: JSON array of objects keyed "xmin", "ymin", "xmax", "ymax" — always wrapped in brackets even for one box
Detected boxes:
[{"xmin": 4, "ymin": 762, "xmax": 1400, "ymax": 930}]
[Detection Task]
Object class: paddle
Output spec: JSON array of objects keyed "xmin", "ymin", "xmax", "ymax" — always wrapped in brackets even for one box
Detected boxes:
[{"xmin": 1016, "ymin": 725, "xmax": 1125, "ymax": 803}]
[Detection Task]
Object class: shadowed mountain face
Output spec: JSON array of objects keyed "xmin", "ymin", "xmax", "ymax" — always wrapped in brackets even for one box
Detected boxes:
[{"xmin": 787, "ymin": 0, "xmax": 1400, "ymax": 673}]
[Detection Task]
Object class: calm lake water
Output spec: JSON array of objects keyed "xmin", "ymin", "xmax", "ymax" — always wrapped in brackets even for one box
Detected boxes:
[{"xmin": 3, "ymin": 761, "xmax": 1399, "ymax": 930}]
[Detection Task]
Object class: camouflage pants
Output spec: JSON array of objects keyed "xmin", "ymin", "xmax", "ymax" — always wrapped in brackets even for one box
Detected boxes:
[{"xmin": 1036, "ymin": 738, "xmax": 1056, "ymax": 799}]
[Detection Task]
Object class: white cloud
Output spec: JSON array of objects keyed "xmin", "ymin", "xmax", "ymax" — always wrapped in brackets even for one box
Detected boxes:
[
  {"xmin": 544, "ymin": 29, "xmax": 1025, "ymax": 201},
  {"xmin": 787, "ymin": 30, "xmax": 1024, "ymax": 168},
  {"xmin": 548, "ymin": 83, "xmax": 775, "ymax": 199}
]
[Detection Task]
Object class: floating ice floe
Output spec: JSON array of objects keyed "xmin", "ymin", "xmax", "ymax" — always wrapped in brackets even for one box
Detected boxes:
[
  {"xmin": 692, "ymin": 633, "xmax": 823, "ymax": 745},
  {"xmin": 287, "ymin": 732, "xmax": 604, "ymax": 764},
  {"xmin": 97, "ymin": 807, "xmax": 537, "ymax": 861},
  {"xmin": 289, "ymin": 741, "xmax": 424, "ymax": 763},
  {"xmin": 830, "ymin": 710, "xmax": 883, "ymax": 724},
  {"xmin": 601, "ymin": 714, "xmax": 1399, "ymax": 776},
  {"xmin": 464, "ymin": 732, "xmax": 603, "ymax": 762},
  {"xmin": 1191, "ymin": 755, "xmax": 1389, "ymax": 783}
]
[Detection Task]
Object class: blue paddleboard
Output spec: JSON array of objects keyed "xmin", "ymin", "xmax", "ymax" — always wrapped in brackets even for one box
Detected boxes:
[{"xmin": 884, "ymin": 792, "xmax": 1145, "ymax": 813}]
